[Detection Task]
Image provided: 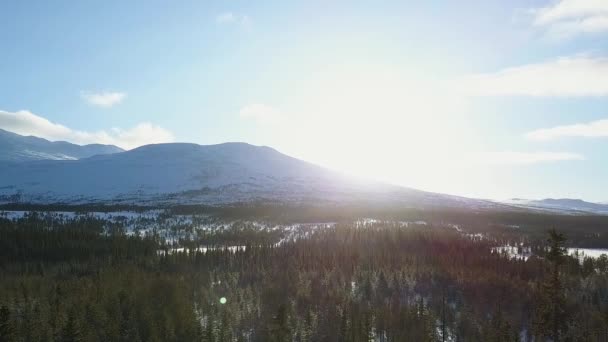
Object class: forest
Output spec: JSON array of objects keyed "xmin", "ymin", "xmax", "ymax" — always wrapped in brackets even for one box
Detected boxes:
[{"xmin": 1, "ymin": 209, "xmax": 608, "ymax": 341}]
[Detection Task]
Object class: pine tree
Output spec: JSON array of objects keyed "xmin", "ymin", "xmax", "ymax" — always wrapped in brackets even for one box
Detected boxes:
[
  {"xmin": 488, "ymin": 306, "xmax": 514, "ymax": 342},
  {"xmin": 60, "ymin": 310, "xmax": 82, "ymax": 342},
  {"xmin": 119, "ymin": 310, "xmax": 141, "ymax": 342},
  {"xmin": 534, "ymin": 229, "xmax": 568, "ymax": 341},
  {"xmin": 268, "ymin": 304, "xmax": 291, "ymax": 342},
  {"xmin": 0, "ymin": 305, "xmax": 15, "ymax": 342},
  {"xmin": 204, "ymin": 316, "xmax": 216, "ymax": 342},
  {"xmin": 440, "ymin": 291, "xmax": 447, "ymax": 342},
  {"xmin": 338, "ymin": 307, "xmax": 349, "ymax": 342}
]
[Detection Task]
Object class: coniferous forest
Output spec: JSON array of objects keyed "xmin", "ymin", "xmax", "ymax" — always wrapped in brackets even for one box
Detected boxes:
[{"xmin": 1, "ymin": 208, "xmax": 608, "ymax": 341}]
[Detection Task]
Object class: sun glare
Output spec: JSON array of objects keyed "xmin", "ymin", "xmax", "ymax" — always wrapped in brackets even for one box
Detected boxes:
[{"xmin": 282, "ymin": 65, "xmax": 475, "ymax": 192}]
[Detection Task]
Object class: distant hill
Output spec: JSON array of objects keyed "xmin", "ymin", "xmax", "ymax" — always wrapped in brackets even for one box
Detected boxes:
[
  {"xmin": 0, "ymin": 129, "xmax": 123, "ymax": 162},
  {"xmin": 501, "ymin": 198, "xmax": 608, "ymax": 215},
  {"xmin": 0, "ymin": 141, "xmax": 502, "ymax": 209}
]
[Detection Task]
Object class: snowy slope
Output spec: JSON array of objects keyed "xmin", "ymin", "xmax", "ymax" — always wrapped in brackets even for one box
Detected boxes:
[
  {"xmin": 500, "ymin": 198, "xmax": 608, "ymax": 215},
  {"xmin": 0, "ymin": 128, "xmax": 123, "ymax": 162},
  {"xmin": 0, "ymin": 142, "xmax": 501, "ymax": 208}
]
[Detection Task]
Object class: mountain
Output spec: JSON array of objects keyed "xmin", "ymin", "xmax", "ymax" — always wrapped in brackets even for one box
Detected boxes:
[
  {"xmin": 0, "ymin": 128, "xmax": 123, "ymax": 162},
  {"xmin": 0, "ymin": 141, "xmax": 502, "ymax": 208},
  {"xmin": 500, "ymin": 198, "xmax": 608, "ymax": 215}
]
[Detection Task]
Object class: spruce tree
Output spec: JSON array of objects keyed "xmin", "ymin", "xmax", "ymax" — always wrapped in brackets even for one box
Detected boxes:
[
  {"xmin": 534, "ymin": 229, "xmax": 568, "ymax": 341},
  {"xmin": 60, "ymin": 310, "xmax": 82, "ymax": 342},
  {"xmin": 0, "ymin": 305, "xmax": 15, "ymax": 342}
]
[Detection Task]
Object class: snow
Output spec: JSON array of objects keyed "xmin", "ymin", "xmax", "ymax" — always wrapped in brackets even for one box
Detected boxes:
[
  {"xmin": 492, "ymin": 245, "xmax": 533, "ymax": 261},
  {"xmin": 492, "ymin": 245, "xmax": 608, "ymax": 262},
  {"xmin": 0, "ymin": 209, "xmax": 164, "ymax": 221},
  {"xmin": 567, "ymin": 248, "xmax": 608, "ymax": 259},
  {"xmin": 157, "ymin": 246, "xmax": 247, "ymax": 255},
  {"xmin": 0, "ymin": 128, "xmax": 122, "ymax": 162},
  {"xmin": 5, "ymin": 208, "xmax": 608, "ymax": 265},
  {"xmin": 21, "ymin": 150, "xmax": 78, "ymax": 161}
]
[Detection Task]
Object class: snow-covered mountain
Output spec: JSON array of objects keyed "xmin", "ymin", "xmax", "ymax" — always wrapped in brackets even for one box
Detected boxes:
[
  {"xmin": 500, "ymin": 198, "xmax": 608, "ymax": 215},
  {"xmin": 0, "ymin": 141, "xmax": 502, "ymax": 208},
  {"xmin": 0, "ymin": 128, "xmax": 123, "ymax": 162}
]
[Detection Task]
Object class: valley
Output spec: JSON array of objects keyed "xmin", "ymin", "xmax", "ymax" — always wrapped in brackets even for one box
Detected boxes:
[{"xmin": 2, "ymin": 204, "xmax": 608, "ymax": 341}]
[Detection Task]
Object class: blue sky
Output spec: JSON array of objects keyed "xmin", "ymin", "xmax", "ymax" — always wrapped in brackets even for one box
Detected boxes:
[{"xmin": 1, "ymin": 0, "xmax": 608, "ymax": 201}]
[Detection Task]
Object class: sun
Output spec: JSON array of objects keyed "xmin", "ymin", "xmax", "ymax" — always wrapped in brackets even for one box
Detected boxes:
[{"xmin": 281, "ymin": 65, "xmax": 475, "ymax": 192}]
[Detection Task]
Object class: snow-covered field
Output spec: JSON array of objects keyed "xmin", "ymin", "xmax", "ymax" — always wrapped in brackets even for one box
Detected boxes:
[
  {"xmin": 1, "ymin": 209, "xmax": 211, "ymax": 242},
  {"xmin": 4, "ymin": 209, "xmax": 607, "ymax": 263},
  {"xmin": 567, "ymin": 248, "xmax": 608, "ymax": 259},
  {"xmin": 0, "ymin": 210, "xmax": 438, "ymax": 247},
  {"xmin": 492, "ymin": 245, "xmax": 608, "ymax": 261},
  {"xmin": 492, "ymin": 245, "xmax": 533, "ymax": 261}
]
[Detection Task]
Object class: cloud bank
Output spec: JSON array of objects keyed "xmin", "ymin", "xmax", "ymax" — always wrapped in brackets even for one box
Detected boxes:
[
  {"xmin": 526, "ymin": 118, "xmax": 608, "ymax": 141},
  {"xmin": 473, "ymin": 151, "xmax": 584, "ymax": 165},
  {"xmin": 81, "ymin": 91, "xmax": 126, "ymax": 108},
  {"xmin": 531, "ymin": 0, "xmax": 608, "ymax": 38},
  {"xmin": 216, "ymin": 12, "xmax": 251, "ymax": 26},
  {"xmin": 0, "ymin": 110, "xmax": 173, "ymax": 150},
  {"xmin": 457, "ymin": 55, "xmax": 608, "ymax": 97}
]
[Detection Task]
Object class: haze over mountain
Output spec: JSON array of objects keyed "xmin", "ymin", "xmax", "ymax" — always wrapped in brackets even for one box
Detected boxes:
[
  {"xmin": 0, "ymin": 128, "xmax": 123, "ymax": 162},
  {"xmin": 1, "ymin": 129, "xmax": 606, "ymax": 215},
  {"xmin": 0, "ymin": 140, "xmax": 502, "ymax": 209},
  {"xmin": 0, "ymin": 130, "xmax": 606, "ymax": 214},
  {"xmin": 501, "ymin": 198, "xmax": 608, "ymax": 215}
]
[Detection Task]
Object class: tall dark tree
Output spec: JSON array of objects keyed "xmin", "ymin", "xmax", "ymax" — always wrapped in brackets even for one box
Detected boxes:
[
  {"xmin": 60, "ymin": 311, "xmax": 82, "ymax": 342},
  {"xmin": 535, "ymin": 229, "xmax": 568, "ymax": 341},
  {"xmin": 0, "ymin": 305, "xmax": 15, "ymax": 342},
  {"xmin": 268, "ymin": 304, "xmax": 291, "ymax": 342}
]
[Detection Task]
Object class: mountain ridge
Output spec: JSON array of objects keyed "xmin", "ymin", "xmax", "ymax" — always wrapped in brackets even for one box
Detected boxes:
[
  {"xmin": 0, "ymin": 128, "xmax": 124, "ymax": 162},
  {"xmin": 500, "ymin": 198, "xmax": 608, "ymax": 215},
  {"xmin": 0, "ymin": 131, "xmax": 603, "ymax": 214},
  {"xmin": 0, "ymin": 140, "xmax": 503, "ymax": 210}
]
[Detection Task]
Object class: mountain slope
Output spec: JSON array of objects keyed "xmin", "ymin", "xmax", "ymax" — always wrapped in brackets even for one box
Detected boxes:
[
  {"xmin": 0, "ymin": 142, "xmax": 501, "ymax": 208},
  {"xmin": 0, "ymin": 129, "xmax": 123, "ymax": 162},
  {"xmin": 500, "ymin": 198, "xmax": 608, "ymax": 215}
]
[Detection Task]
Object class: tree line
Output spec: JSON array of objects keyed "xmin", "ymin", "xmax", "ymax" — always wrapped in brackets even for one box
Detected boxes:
[{"xmin": 0, "ymin": 215, "xmax": 607, "ymax": 341}]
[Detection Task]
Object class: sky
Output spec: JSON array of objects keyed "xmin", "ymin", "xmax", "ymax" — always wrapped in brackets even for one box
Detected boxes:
[{"xmin": 1, "ymin": 0, "xmax": 608, "ymax": 201}]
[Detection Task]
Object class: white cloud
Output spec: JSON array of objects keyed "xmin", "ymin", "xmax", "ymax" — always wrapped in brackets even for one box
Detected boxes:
[
  {"xmin": 81, "ymin": 91, "xmax": 126, "ymax": 108},
  {"xmin": 216, "ymin": 12, "xmax": 251, "ymax": 27},
  {"xmin": 0, "ymin": 110, "xmax": 173, "ymax": 150},
  {"xmin": 216, "ymin": 12, "xmax": 236, "ymax": 24},
  {"xmin": 239, "ymin": 104, "xmax": 283, "ymax": 125},
  {"xmin": 457, "ymin": 55, "xmax": 608, "ymax": 97},
  {"xmin": 472, "ymin": 151, "xmax": 585, "ymax": 165},
  {"xmin": 526, "ymin": 118, "xmax": 608, "ymax": 140},
  {"xmin": 530, "ymin": 0, "xmax": 608, "ymax": 38}
]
